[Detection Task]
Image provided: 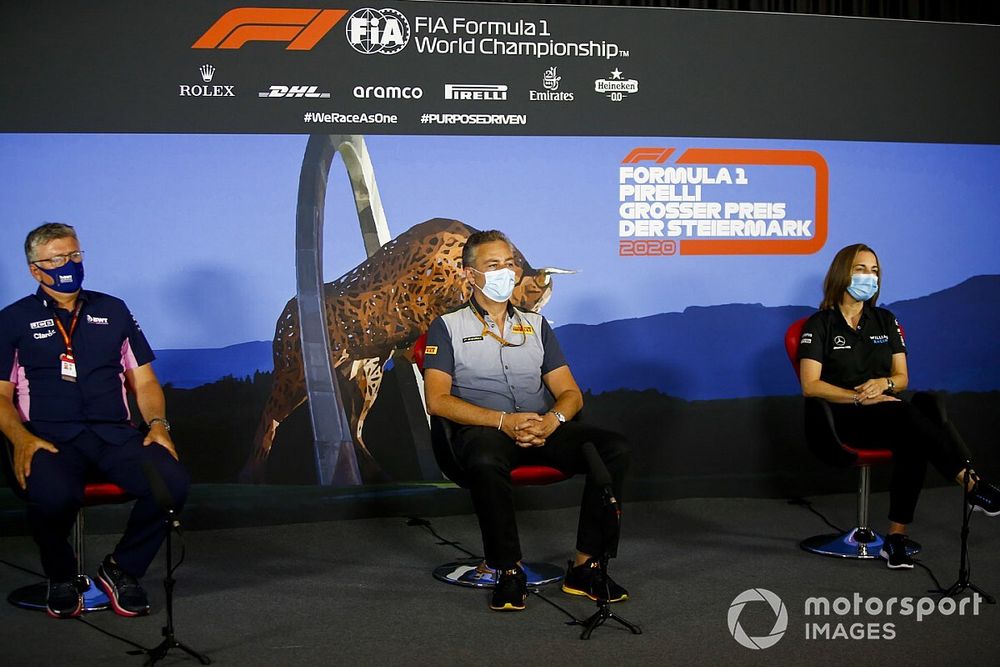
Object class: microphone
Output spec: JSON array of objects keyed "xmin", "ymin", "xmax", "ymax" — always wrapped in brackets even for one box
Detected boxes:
[
  {"xmin": 581, "ymin": 441, "xmax": 620, "ymax": 559},
  {"xmin": 581, "ymin": 441, "xmax": 614, "ymax": 499},
  {"xmin": 143, "ymin": 462, "xmax": 180, "ymax": 529}
]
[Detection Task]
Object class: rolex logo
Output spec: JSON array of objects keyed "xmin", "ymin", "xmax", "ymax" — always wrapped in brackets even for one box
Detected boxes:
[{"xmin": 200, "ymin": 64, "xmax": 216, "ymax": 82}]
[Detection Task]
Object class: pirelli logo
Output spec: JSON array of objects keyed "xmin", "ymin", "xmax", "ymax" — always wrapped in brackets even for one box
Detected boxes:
[
  {"xmin": 424, "ymin": 345, "xmax": 438, "ymax": 355},
  {"xmin": 192, "ymin": 8, "xmax": 348, "ymax": 50},
  {"xmin": 511, "ymin": 324, "xmax": 535, "ymax": 335}
]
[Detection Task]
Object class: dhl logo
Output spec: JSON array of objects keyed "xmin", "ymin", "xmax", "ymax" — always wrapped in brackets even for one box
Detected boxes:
[{"xmin": 193, "ymin": 8, "xmax": 347, "ymax": 50}]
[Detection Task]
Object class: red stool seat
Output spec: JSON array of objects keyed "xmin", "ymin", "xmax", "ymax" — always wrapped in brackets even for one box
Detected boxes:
[
  {"xmin": 83, "ymin": 483, "xmax": 132, "ymax": 506},
  {"xmin": 510, "ymin": 465, "xmax": 570, "ymax": 486}
]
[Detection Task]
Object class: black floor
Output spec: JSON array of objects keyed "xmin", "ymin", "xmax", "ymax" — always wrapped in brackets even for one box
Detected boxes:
[{"xmin": 2, "ymin": 487, "xmax": 999, "ymax": 666}]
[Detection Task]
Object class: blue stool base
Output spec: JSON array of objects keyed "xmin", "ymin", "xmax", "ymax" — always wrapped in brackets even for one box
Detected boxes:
[
  {"xmin": 7, "ymin": 575, "xmax": 110, "ymax": 612},
  {"xmin": 433, "ymin": 559, "xmax": 565, "ymax": 588},
  {"xmin": 801, "ymin": 528, "xmax": 921, "ymax": 559}
]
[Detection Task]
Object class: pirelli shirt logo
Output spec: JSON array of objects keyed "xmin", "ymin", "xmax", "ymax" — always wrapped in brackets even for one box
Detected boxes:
[
  {"xmin": 425, "ymin": 345, "xmax": 438, "ymax": 355},
  {"xmin": 511, "ymin": 324, "xmax": 535, "ymax": 335}
]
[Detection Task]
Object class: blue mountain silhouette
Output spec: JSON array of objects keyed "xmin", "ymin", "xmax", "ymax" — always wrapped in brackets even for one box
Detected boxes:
[
  {"xmin": 154, "ymin": 341, "xmax": 271, "ymax": 389},
  {"xmin": 153, "ymin": 275, "xmax": 999, "ymax": 398},
  {"xmin": 555, "ymin": 274, "xmax": 1000, "ymax": 400}
]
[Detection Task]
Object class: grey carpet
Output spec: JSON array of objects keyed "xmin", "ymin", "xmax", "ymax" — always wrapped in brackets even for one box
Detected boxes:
[{"xmin": 2, "ymin": 487, "xmax": 998, "ymax": 665}]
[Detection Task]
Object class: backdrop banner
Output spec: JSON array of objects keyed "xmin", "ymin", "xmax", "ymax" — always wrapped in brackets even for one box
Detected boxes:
[{"xmin": 2, "ymin": 2, "xmax": 998, "ymax": 490}]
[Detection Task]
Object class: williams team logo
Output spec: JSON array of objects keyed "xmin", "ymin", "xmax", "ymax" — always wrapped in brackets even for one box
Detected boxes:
[{"xmin": 346, "ymin": 8, "xmax": 410, "ymax": 54}]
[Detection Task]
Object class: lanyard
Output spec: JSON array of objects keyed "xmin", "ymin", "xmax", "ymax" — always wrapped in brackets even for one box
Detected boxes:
[
  {"xmin": 52, "ymin": 302, "xmax": 82, "ymax": 357},
  {"xmin": 468, "ymin": 304, "xmax": 525, "ymax": 348}
]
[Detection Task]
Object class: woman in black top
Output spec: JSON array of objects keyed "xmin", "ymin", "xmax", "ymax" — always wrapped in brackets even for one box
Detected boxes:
[{"xmin": 798, "ymin": 243, "xmax": 998, "ymax": 568}]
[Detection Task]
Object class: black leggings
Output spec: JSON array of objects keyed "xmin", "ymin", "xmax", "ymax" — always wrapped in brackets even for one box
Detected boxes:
[{"xmin": 822, "ymin": 399, "xmax": 969, "ymax": 525}]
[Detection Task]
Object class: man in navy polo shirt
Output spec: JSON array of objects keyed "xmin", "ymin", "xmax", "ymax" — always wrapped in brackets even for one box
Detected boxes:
[{"xmin": 0, "ymin": 223, "xmax": 190, "ymax": 619}]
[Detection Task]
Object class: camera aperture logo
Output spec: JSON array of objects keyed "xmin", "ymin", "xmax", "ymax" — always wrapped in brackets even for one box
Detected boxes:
[{"xmin": 728, "ymin": 588, "xmax": 788, "ymax": 650}]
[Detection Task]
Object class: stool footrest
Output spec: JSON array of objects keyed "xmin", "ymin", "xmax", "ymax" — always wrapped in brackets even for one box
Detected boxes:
[
  {"xmin": 433, "ymin": 558, "xmax": 565, "ymax": 588},
  {"xmin": 801, "ymin": 528, "xmax": 922, "ymax": 559},
  {"xmin": 7, "ymin": 575, "xmax": 110, "ymax": 612}
]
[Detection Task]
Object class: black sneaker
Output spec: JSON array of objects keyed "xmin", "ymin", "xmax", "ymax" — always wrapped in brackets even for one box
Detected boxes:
[
  {"xmin": 969, "ymin": 479, "xmax": 1000, "ymax": 517},
  {"xmin": 489, "ymin": 566, "xmax": 527, "ymax": 611},
  {"xmin": 561, "ymin": 559, "xmax": 629, "ymax": 602},
  {"xmin": 96, "ymin": 556, "xmax": 150, "ymax": 617},
  {"xmin": 46, "ymin": 578, "xmax": 83, "ymax": 619},
  {"xmin": 879, "ymin": 533, "xmax": 914, "ymax": 570}
]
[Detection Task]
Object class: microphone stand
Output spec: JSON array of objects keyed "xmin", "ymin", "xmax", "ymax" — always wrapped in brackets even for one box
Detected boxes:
[
  {"xmin": 576, "ymin": 488, "xmax": 642, "ymax": 640},
  {"xmin": 939, "ymin": 463, "xmax": 995, "ymax": 604},
  {"xmin": 130, "ymin": 510, "xmax": 212, "ymax": 665}
]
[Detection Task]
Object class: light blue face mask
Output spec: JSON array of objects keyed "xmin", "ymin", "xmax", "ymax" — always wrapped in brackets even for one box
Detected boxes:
[
  {"xmin": 847, "ymin": 273, "xmax": 878, "ymax": 302},
  {"xmin": 472, "ymin": 267, "xmax": 517, "ymax": 302}
]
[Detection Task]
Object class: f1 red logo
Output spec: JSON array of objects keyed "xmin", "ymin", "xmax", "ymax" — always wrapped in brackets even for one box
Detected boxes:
[
  {"xmin": 621, "ymin": 148, "xmax": 675, "ymax": 164},
  {"xmin": 193, "ymin": 8, "xmax": 348, "ymax": 50}
]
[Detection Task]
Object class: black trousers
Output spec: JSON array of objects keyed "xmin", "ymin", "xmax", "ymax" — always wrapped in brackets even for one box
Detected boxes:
[
  {"xmin": 824, "ymin": 400, "xmax": 968, "ymax": 525},
  {"xmin": 26, "ymin": 427, "xmax": 190, "ymax": 581},
  {"xmin": 453, "ymin": 421, "xmax": 629, "ymax": 570}
]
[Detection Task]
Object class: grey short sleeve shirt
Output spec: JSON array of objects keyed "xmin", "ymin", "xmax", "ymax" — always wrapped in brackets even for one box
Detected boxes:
[{"xmin": 424, "ymin": 300, "xmax": 567, "ymax": 413}]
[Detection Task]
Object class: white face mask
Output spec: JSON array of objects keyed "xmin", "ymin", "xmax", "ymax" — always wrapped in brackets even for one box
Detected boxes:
[{"xmin": 471, "ymin": 267, "xmax": 517, "ymax": 302}]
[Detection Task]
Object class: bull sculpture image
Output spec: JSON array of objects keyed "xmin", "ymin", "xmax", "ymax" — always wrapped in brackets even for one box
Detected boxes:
[{"xmin": 239, "ymin": 218, "xmax": 571, "ymax": 483}]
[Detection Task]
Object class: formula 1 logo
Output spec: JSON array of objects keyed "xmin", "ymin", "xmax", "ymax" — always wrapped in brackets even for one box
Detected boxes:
[
  {"xmin": 345, "ymin": 8, "xmax": 410, "ymax": 54},
  {"xmin": 193, "ymin": 8, "xmax": 348, "ymax": 50}
]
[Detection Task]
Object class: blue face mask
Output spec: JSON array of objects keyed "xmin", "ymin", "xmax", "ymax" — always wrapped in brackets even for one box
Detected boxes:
[
  {"xmin": 472, "ymin": 267, "xmax": 517, "ymax": 303},
  {"xmin": 847, "ymin": 273, "xmax": 878, "ymax": 302},
  {"xmin": 38, "ymin": 260, "xmax": 85, "ymax": 293}
]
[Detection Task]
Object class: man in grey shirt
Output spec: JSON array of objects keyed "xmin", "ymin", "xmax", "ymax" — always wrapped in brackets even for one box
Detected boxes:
[{"xmin": 424, "ymin": 230, "xmax": 630, "ymax": 612}]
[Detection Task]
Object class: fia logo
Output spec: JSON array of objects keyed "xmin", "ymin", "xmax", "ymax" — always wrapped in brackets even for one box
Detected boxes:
[{"xmin": 346, "ymin": 8, "xmax": 410, "ymax": 54}]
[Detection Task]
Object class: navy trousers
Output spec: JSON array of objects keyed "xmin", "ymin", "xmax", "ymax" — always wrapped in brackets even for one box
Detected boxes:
[{"xmin": 25, "ymin": 427, "xmax": 190, "ymax": 581}]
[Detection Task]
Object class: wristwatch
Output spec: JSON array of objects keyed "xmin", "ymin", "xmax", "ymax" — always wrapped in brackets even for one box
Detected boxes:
[
  {"xmin": 549, "ymin": 411, "xmax": 566, "ymax": 424},
  {"xmin": 148, "ymin": 417, "xmax": 171, "ymax": 432},
  {"xmin": 886, "ymin": 378, "xmax": 895, "ymax": 394}
]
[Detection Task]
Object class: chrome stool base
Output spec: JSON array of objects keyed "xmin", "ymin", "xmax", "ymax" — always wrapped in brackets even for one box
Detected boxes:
[
  {"xmin": 8, "ymin": 575, "xmax": 110, "ymax": 612},
  {"xmin": 801, "ymin": 527, "xmax": 921, "ymax": 559},
  {"xmin": 433, "ymin": 558, "xmax": 565, "ymax": 588}
]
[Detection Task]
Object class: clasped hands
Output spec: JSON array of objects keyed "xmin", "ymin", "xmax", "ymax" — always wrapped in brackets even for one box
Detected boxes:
[
  {"xmin": 501, "ymin": 411, "xmax": 559, "ymax": 447},
  {"xmin": 853, "ymin": 377, "xmax": 900, "ymax": 405}
]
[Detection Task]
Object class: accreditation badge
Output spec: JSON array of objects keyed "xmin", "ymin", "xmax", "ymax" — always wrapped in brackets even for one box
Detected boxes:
[{"xmin": 60, "ymin": 353, "xmax": 77, "ymax": 382}]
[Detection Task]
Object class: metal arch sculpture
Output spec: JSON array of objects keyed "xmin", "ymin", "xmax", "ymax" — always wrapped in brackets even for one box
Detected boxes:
[{"xmin": 295, "ymin": 134, "xmax": 391, "ymax": 485}]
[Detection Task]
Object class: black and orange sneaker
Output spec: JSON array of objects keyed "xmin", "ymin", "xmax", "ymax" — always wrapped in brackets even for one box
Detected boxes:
[
  {"xmin": 489, "ymin": 566, "xmax": 527, "ymax": 611},
  {"xmin": 46, "ymin": 579, "xmax": 83, "ymax": 619},
  {"xmin": 97, "ymin": 556, "xmax": 150, "ymax": 617},
  {"xmin": 561, "ymin": 559, "xmax": 629, "ymax": 602}
]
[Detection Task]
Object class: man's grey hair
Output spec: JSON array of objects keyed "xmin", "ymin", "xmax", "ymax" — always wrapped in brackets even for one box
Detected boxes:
[
  {"xmin": 462, "ymin": 230, "xmax": 512, "ymax": 269},
  {"xmin": 24, "ymin": 223, "xmax": 77, "ymax": 262}
]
